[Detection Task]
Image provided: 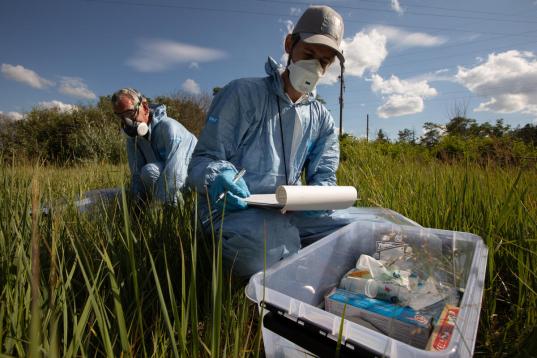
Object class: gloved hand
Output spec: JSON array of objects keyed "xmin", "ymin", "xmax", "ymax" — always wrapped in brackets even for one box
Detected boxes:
[{"xmin": 209, "ymin": 169, "xmax": 250, "ymax": 212}]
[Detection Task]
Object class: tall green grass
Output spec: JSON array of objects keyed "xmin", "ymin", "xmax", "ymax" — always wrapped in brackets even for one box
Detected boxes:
[
  {"xmin": 339, "ymin": 139, "xmax": 537, "ymax": 355},
  {"xmin": 0, "ymin": 163, "xmax": 259, "ymax": 357},
  {"xmin": 1, "ymin": 139, "xmax": 536, "ymax": 356}
]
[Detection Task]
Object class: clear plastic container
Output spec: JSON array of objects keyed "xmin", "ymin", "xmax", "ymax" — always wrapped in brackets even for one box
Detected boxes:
[
  {"xmin": 74, "ymin": 188, "xmax": 122, "ymax": 213},
  {"xmin": 245, "ymin": 219, "xmax": 488, "ymax": 358}
]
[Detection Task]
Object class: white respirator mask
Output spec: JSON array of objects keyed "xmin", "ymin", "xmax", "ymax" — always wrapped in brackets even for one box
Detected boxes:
[
  {"xmin": 288, "ymin": 59, "xmax": 324, "ymax": 94},
  {"xmin": 122, "ymin": 117, "xmax": 149, "ymax": 137}
]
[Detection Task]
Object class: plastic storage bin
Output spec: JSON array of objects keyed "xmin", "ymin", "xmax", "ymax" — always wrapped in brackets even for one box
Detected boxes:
[{"xmin": 245, "ymin": 220, "xmax": 488, "ymax": 358}]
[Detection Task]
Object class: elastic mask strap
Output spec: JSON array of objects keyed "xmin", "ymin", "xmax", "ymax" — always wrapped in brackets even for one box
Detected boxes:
[{"xmin": 276, "ymin": 97, "xmax": 289, "ymax": 185}]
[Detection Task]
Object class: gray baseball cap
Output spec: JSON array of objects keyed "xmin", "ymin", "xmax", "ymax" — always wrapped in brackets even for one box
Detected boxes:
[{"xmin": 292, "ymin": 5, "xmax": 345, "ymax": 63}]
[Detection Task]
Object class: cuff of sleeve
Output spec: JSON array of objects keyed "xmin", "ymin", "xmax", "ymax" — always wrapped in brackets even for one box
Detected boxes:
[{"xmin": 204, "ymin": 160, "xmax": 237, "ymax": 187}]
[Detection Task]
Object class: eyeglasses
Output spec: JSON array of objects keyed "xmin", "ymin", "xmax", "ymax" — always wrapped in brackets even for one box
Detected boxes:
[{"xmin": 114, "ymin": 101, "xmax": 140, "ymax": 121}]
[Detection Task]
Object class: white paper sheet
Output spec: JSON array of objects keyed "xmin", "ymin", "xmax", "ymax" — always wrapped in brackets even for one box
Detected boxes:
[
  {"xmin": 244, "ymin": 186, "xmax": 357, "ymax": 212},
  {"xmin": 276, "ymin": 185, "xmax": 357, "ymax": 212},
  {"xmin": 244, "ymin": 194, "xmax": 280, "ymax": 207}
]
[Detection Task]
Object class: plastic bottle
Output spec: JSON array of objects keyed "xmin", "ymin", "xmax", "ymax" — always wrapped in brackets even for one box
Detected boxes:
[
  {"xmin": 341, "ymin": 276, "xmax": 411, "ymax": 304},
  {"xmin": 340, "ymin": 277, "xmax": 378, "ymax": 298}
]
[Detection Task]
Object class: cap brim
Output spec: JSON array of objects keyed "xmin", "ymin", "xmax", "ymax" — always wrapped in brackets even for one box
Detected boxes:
[{"xmin": 300, "ymin": 33, "xmax": 345, "ymax": 64}]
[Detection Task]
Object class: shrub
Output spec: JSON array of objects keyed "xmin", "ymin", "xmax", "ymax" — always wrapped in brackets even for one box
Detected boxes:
[
  {"xmin": 0, "ymin": 93, "xmax": 210, "ymax": 165},
  {"xmin": 0, "ymin": 99, "xmax": 124, "ymax": 165},
  {"xmin": 153, "ymin": 92, "xmax": 210, "ymax": 137}
]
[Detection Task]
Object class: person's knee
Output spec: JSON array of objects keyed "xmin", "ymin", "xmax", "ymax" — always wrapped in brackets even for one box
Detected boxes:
[
  {"xmin": 223, "ymin": 243, "xmax": 295, "ymax": 278},
  {"xmin": 221, "ymin": 230, "xmax": 301, "ymax": 277},
  {"xmin": 140, "ymin": 162, "xmax": 163, "ymax": 188},
  {"xmin": 213, "ymin": 208, "xmax": 301, "ymax": 277}
]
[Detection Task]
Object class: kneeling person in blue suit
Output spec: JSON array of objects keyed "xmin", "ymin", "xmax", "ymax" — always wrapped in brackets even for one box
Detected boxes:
[
  {"xmin": 188, "ymin": 6, "xmax": 399, "ymax": 277},
  {"xmin": 112, "ymin": 88, "xmax": 197, "ymax": 206}
]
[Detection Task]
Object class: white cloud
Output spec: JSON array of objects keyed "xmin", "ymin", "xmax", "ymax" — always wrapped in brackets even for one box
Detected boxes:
[
  {"xmin": 371, "ymin": 74, "xmax": 438, "ymax": 118},
  {"xmin": 372, "ymin": 74, "xmax": 437, "ymax": 96},
  {"xmin": 391, "ymin": 0, "xmax": 404, "ymax": 14},
  {"xmin": 290, "ymin": 7, "xmax": 302, "ymax": 16},
  {"xmin": 405, "ymin": 69, "xmax": 455, "ymax": 83},
  {"xmin": 189, "ymin": 62, "xmax": 200, "ymax": 70},
  {"xmin": 378, "ymin": 95, "xmax": 423, "ymax": 118},
  {"xmin": 0, "ymin": 111, "xmax": 24, "ymax": 121},
  {"xmin": 1, "ymin": 64, "xmax": 53, "ymax": 89},
  {"xmin": 127, "ymin": 39, "xmax": 227, "ymax": 72},
  {"xmin": 456, "ymin": 50, "xmax": 537, "ymax": 116},
  {"xmin": 58, "ymin": 77, "xmax": 96, "ymax": 100},
  {"xmin": 321, "ymin": 28, "xmax": 388, "ymax": 85},
  {"xmin": 371, "ymin": 25, "xmax": 447, "ymax": 48},
  {"xmin": 319, "ymin": 26, "xmax": 445, "ymax": 86},
  {"xmin": 38, "ymin": 100, "xmax": 78, "ymax": 113},
  {"xmin": 181, "ymin": 79, "xmax": 201, "ymax": 95}
]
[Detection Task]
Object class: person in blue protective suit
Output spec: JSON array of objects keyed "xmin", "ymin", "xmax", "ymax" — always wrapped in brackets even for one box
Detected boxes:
[
  {"xmin": 112, "ymin": 88, "xmax": 197, "ymax": 206},
  {"xmin": 188, "ymin": 6, "xmax": 413, "ymax": 277}
]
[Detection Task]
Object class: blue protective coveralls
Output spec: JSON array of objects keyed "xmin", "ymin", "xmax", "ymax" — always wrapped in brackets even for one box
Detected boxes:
[
  {"xmin": 187, "ymin": 58, "xmax": 415, "ymax": 276},
  {"xmin": 127, "ymin": 104, "xmax": 197, "ymax": 205}
]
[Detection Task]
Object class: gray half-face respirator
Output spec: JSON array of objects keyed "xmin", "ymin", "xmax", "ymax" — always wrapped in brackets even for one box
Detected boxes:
[
  {"xmin": 112, "ymin": 88, "xmax": 150, "ymax": 137},
  {"xmin": 122, "ymin": 116, "xmax": 149, "ymax": 137}
]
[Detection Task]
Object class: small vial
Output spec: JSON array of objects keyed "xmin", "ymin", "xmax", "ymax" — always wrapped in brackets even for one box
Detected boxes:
[{"xmin": 340, "ymin": 277, "xmax": 378, "ymax": 298}]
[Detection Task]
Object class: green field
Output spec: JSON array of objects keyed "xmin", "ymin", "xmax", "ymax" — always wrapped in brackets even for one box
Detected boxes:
[{"xmin": 1, "ymin": 139, "xmax": 536, "ymax": 357}]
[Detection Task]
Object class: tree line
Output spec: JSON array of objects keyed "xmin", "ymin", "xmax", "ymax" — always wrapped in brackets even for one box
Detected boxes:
[
  {"xmin": 370, "ymin": 116, "xmax": 537, "ymax": 166},
  {"xmin": 0, "ymin": 93, "xmax": 209, "ymax": 165},
  {"xmin": 1, "ymin": 93, "xmax": 535, "ymax": 167}
]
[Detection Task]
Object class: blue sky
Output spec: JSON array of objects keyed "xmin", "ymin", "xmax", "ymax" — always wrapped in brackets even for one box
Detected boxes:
[{"xmin": 2, "ymin": 0, "xmax": 537, "ymax": 139}]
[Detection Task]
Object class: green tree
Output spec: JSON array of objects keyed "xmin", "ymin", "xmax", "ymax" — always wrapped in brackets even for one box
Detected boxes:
[
  {"xmin": 397, "ymin": 128, "xmax": 416, "ymax": 144},
  {"xmin": 492, "ymin": 119, "xmax": 510, "ymax": 137},
  {"xmin": 512, "ymin": 123, "xmax": 537, "ymax": 145},
  {"xmin": 420, "ymin": 122, "xmax": 443, "ymax": 147},
  {"xmin": 445, "ymin": 116, "xmax": 476, "ymax": 137},
  {"xmin": 375, "ymin": 129, "xmax": 389, "ymax": 143}
]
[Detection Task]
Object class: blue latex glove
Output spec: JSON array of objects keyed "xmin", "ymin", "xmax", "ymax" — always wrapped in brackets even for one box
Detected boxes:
[{"xmin": 209, "ymin": 169, "xmax": 250, "ymax": 212}]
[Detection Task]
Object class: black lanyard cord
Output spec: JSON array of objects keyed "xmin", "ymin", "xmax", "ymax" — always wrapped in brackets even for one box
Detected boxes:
[
  {"xmin": 276, "ymin": 97, "xmax": 288, "ymax": 185},
  {"xmin": 276, "ymin": 97, "xmax": 314, "ymax": 186}
]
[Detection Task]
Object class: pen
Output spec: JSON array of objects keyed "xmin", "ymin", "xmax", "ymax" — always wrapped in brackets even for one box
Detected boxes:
[
  {"xmin": 201, "ymin": 168, "xmax": 247, "ymax": 226},
  {"xmin": 216, "ymin": 168, "xmax": 247, "ymax": 202}
]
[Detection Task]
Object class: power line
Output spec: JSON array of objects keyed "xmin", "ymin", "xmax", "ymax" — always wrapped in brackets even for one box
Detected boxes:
[
  {"xmin": 352, "ymin": 0, "xmax": 535, "ymax": 19},
  {"xmin": 342, "ymin": 37, "xmax": 537, "ymax": 97},
  {"xmin": 344, "ymin": 84, "xmax": 534, "ymax": 108},
  {"xmin": 385, "ymin": 37, "xmax": 536, "ymax": 71},
  {"xmin": 258, "ymin": 0, "xmax": 537, "ymax": 25},
  {"xmin": 343, "ymin": 87, "xmax": 534, "ymax": 108},
  {"xmin": 83, "ymin": 0, "xmax": 537, "ymax": 38},
  {"xmin": 334, "ymin": 27, "xmax": 537, "ymax": 86},
  {"xmin": 83, "ymin": 0, "xmax": 293, "ymax": 18},
  {"xmin": 369, "ymin": 28, "xmax": 537, "ymax": 61},
  {"xmin": 360, "ymin": 22, "xmax": 536, "ymax": 38},
  {"xmin": 83, "ymin": 0, "xmax": 537, "ymax": 111}
]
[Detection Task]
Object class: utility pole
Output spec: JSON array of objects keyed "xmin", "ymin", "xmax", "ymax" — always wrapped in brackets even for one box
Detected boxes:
[
  {"xmin": 338, "ymin": 55, "xmax": 345, "ymax": 137},
  {"xmin": 366, "ymin": 113, "xmax": 369, "ymax": 142}
]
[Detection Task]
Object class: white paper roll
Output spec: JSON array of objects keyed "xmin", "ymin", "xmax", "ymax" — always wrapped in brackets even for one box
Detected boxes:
[{"xmin": 275, "ymin": 185, "xmax": 357, "ymax": 212}]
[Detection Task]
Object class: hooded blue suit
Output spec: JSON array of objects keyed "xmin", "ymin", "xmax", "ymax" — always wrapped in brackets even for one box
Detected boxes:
[
  {"xmin": 126, "ymin": 104, "xmax": 197, "ymax": 205},
  {"xmin": 188, "ymin": 58, "xmax": 416, "ymax": 276}
]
